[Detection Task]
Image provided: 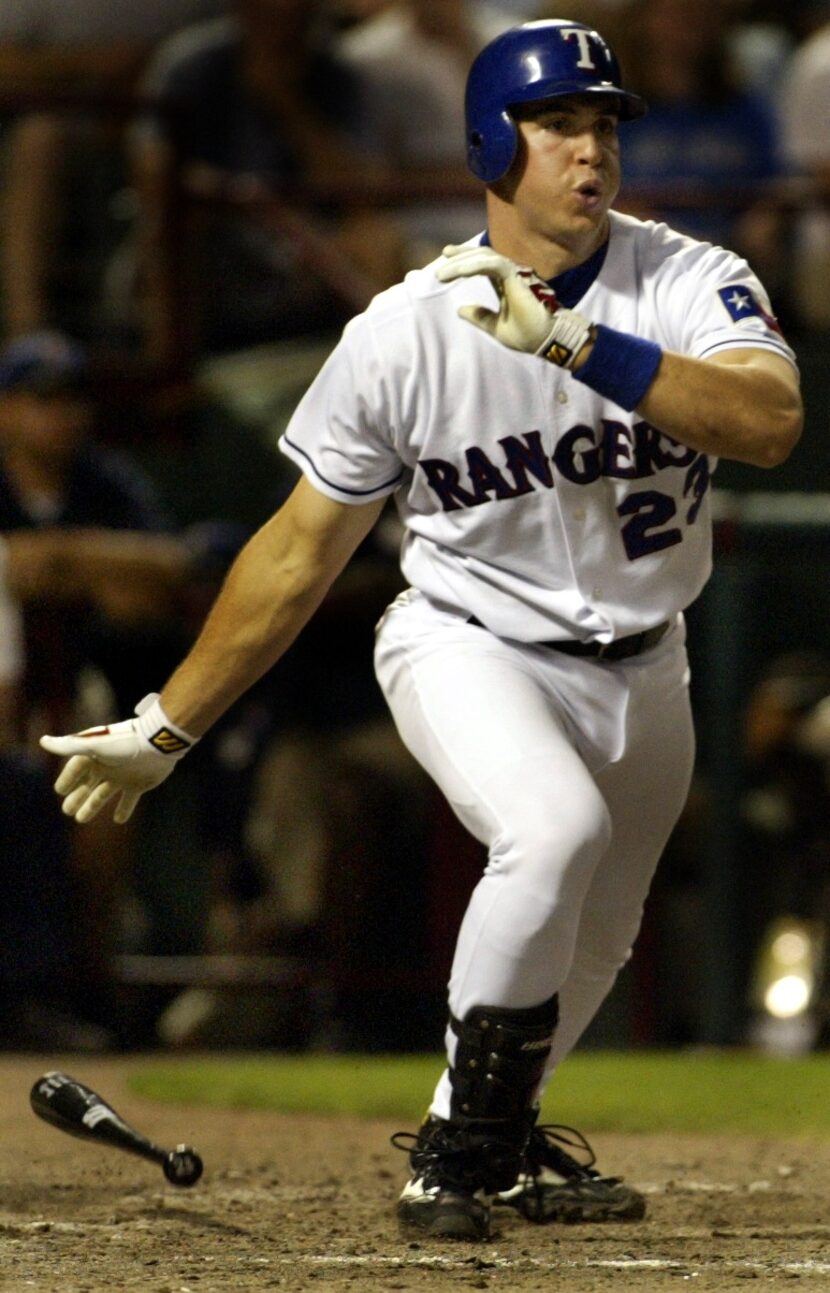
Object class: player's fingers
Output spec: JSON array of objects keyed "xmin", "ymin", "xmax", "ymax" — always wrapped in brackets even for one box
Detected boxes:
[
  {"xmin": 53, "ymin": 754, "xmax": 96, "ymax": 796},
  {"xmin": 435, "ymin": 261, "xmax": 473, "ymax": 285},
  {"xmin": 113, "ymin": 788, "xmax": 142, "ymax": 824},
  {"xmin": 436, "ymin": 247, "xmax": 509, "ymax": 285},
  {"xmin": 458, "ymin": 303, "xmax": 499, "ymax": 334},
  {"xmin": 439, "ymin": 243, "xmax": 507, "ymax": 265},
  {"xmin": 61, "ymin": 773, "xmax": 105, "ymax": 819},
  {"xmin": 74, "ymin": 780, "xmax": 119, "ymax": 825}
]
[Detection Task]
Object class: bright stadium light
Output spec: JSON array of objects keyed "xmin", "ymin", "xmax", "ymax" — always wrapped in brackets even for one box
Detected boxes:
[
  {"xmin": 764, "ymin": 973, "xmax": 812, "ymax": 1019},
  {"xmin": 749, "ymin": 916, "xmax": 825, "ymax": 1053}
]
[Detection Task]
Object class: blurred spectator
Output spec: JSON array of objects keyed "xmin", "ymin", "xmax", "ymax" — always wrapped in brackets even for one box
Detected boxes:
[
  {"xmin": 128, "ymin": 0, "xmax": 402, "ymax": 364},
  {"xmin": 780, "ymin": 4, "xmax": 830, "ymax": 326},
  {"xmin": 606, "ymin": 0, "xmax": 783, "ymax": 279},
  {"xmin": 726, "ymin": 1, "xmax": 797, "ymax": 103},
  {"xmin": 0, "ymin": 0, "xmax": 229, "ymax": 343},
  {"xmin": 338, "ymin": 0, "xmax": 526, "ymax": 261},
  {"xmin": 0, "ymin": 333, "xmax": 192, "ymax": 736},
  {"xmin": 0, "ymin": 329, "xmax": 202, "ymax": 1048},
  {"xmin": 0, "ymin": 331, "xmax": 298, "ymax": 1049}
]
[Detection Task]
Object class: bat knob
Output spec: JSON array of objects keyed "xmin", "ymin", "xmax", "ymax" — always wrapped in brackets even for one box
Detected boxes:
[{"xmin": 163, "ymin": 1144, "xmax": 204, "ymax": 1187}]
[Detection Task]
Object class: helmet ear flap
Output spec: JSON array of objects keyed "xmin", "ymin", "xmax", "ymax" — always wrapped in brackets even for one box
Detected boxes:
[{"xmin": 467, "ymin": 108, "xmax": 518, "ymax": 184}]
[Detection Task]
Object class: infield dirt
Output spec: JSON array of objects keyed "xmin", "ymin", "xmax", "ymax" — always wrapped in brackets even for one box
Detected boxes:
[{"xmin": 1, "ymin": 1055, "xmax": 828, "ymax": 1292}]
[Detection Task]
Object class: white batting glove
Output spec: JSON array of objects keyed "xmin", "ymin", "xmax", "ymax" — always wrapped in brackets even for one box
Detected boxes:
[
  {"xmin": 436, "ymin": 244, "xmax": 593, "ymax": 368},
  {"xmin": 39, "ymin": 694, "xmax": 197, "ymax": 825}
]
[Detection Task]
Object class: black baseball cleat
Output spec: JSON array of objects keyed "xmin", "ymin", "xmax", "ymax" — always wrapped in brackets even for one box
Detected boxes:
[
  {"xmin": 496, "ymin": 1122, "xmax": 646, "ymax": 1223},
  {"xmin": 393, "ymin": 996, "xmax": 560, "ymax": 1239},
  {"xmin": 392, "ymin": 1116, "xmax": 500, "ymax": 1240}
]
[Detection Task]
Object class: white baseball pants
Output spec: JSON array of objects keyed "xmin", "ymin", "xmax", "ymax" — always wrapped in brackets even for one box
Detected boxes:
[{"xmin": 374, "ymin": 590, "xmax": 695, "ymax": 1117}]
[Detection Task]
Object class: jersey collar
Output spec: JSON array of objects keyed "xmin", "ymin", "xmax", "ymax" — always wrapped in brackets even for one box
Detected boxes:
[{"xmin": 479, "ymin": 232, "xmax": 608, "ymax": 309}]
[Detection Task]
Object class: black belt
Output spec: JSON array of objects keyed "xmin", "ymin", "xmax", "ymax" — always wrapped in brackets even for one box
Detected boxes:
[{"xmin": 467, "ymin": 617, "xmax": 671, "ymax": 662}]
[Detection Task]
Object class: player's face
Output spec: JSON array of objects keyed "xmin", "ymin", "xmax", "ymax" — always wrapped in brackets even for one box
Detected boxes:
[{"xmin": 504, "ymin": 97, "xmax": 621, "ymax": 255}]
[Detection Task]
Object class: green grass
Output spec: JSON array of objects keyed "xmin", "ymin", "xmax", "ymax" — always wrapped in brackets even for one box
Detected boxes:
[{"xmin": 128, "ymin": 1050, "xmax": 830, "ymax": 1137}]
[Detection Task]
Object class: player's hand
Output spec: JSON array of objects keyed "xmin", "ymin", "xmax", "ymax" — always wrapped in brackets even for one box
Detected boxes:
[
  {"xmin": 39, "ymin": 693, "xmax": 197, "ymax": 824},
  {"xmin": 436, "ymin": 244, "xmax": 593, "ymax": 368}
]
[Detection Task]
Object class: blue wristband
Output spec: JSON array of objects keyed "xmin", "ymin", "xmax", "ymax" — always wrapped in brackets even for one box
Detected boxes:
[{"xmin": 572, "ymin": 324, "xmax": 662, "ymax": 411}]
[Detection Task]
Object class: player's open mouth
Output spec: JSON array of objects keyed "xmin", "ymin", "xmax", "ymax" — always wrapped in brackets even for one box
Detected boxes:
[{"xmin": 574, "ymin": 181, "xmax": 603, "ymax": 209}]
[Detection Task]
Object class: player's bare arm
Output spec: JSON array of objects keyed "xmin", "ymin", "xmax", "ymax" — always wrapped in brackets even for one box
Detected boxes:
[
  {"xmin": 39, "ymin": 477, "xmax": 384, "ymax": 822},
  {"xmin": 159, "ymin": 477, "xmax": 384, "ymax": 736},
  {"xmin": 579, "ymin": 343, "xmax": 802, "ymax": 469}
]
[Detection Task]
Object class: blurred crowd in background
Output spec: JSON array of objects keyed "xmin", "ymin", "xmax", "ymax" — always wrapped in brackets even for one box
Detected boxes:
[{"xmin": 0, "ymin": 0, "xmax": 829, "ymax": 1057}]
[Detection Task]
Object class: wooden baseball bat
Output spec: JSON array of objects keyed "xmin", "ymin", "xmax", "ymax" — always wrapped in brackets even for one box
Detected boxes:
[{"xmin": 30, "ymin": 1070, "xmax": 203, "ymax": 1186}]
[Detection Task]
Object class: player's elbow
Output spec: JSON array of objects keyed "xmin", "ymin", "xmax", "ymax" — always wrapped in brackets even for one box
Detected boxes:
[{"xmin": 753, "ymin": 397, "xmax": 803, "ymax": 469}]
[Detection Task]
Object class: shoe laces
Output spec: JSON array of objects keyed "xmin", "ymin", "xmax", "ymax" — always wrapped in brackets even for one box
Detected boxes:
[
  {"xmin": 391, "ymin": 1122, "xmax": 478, "ymax": 1193},
  {"xmin": 391, "ymin": 1117, "xmax": 521, "ymax": 1195},
  {"xmin": 528, "ymin": 1123, "xmax": 618, "ymax": 1183}
]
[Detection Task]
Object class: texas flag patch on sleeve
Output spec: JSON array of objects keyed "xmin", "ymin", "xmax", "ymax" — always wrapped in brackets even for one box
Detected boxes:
[{"xmin": 718, "ymin": 284, "xmax": 782, "ymax": 333}]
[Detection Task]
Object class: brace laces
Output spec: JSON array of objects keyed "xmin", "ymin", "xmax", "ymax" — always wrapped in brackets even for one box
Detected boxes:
[{"xmin": 391, "ymin": 1117, "xmax": 524, "ymax": 1194}]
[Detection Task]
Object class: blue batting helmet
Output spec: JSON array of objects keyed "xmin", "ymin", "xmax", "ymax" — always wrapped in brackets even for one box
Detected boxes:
[{"xmin": 466, "ymin": 19, "xmax": 646, "ymax": 183}]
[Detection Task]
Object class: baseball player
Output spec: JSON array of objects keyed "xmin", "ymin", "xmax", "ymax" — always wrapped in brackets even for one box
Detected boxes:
[{"xmin": 40, "ymin": 19, "xmax": 801, "ymax": 1242}]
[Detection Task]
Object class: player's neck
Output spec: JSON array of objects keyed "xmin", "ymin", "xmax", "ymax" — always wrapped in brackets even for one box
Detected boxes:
[{"xmin": 486, "ymin": 213, "xmax": 609, "ymax": 281}]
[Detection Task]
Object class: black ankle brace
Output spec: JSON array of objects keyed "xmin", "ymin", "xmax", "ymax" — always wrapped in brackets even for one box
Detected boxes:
[{"xmin": 449, "ymin": 995, "xmax": 559, "ymax": 1128}]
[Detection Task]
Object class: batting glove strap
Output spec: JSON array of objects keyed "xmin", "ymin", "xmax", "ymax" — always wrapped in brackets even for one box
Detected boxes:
[
  {"xmin": 133, "ymin": 693, "xmax": 197, "ymax": 758},
  {"xmin": 537, "ymin": 309, "xmax": 593, "ymax": 370}
]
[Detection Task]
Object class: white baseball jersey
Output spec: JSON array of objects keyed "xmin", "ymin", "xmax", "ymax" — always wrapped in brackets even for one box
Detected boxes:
[{"xmin": 279, "ymin": 210, "xmax": 796, "ymax": 643}]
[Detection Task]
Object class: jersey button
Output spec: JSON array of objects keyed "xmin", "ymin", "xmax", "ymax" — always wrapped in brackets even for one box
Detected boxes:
[
  {"xmin": 572, "ymin": 506, "xmax": 586, "ymax": 522},
  {"xmin": 556, "ymin": 391, "xmax": 569, "ymax": 404}
]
